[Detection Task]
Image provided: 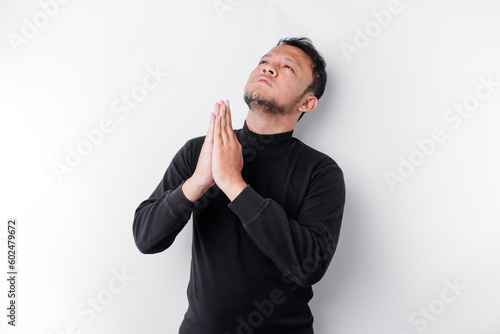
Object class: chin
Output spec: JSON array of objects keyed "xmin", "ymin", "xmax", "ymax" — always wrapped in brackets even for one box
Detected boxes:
[
  {"xmin": 244, "ymin": 90, "xmax": 287, "ymax": 115},
  {"xmin": 245, "ymin": 87, "xmax": 272, "ymax": 100}
]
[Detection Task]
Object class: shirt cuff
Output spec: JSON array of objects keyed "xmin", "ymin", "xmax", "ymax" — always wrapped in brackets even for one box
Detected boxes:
[
  {"xmin": 166, "ymin": 180, "xmax": 197, "ymax": 220},
  {"xmin": 227, "ymin": 185, "xmax": 267, "ymax": 224}
]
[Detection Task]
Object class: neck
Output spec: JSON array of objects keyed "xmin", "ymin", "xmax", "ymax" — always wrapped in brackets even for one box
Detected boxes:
[{"xmin": 245, "ymin": 108, "xmax": 297, "ymax": 135}]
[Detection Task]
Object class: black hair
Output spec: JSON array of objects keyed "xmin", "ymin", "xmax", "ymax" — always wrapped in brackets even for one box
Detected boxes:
[{"xmin": 276, "ymin": 37, "xmax": 327, "ymax": 122}]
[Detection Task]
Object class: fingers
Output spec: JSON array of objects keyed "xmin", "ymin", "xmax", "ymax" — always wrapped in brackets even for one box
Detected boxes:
[
  {"xmin": 206, "ymin": 110, "xmax": 215, "ymax": 144},
  {"xmin": 225, "ymin": 100, "xmax": 232, "ymax": 129},
  {"xmin": 206, "ymin": 102, "xmax": 219, "ymax": 145},
  {"xmin": 224, "ymin": 100, "xmax": 237, "ymax": 142},
  {"xmin": 220, "ymin": 103, "xmax": 229, "ymax": 144},
  {"xmin": 213, "ymin": 99, "xmax": 234, "ymax": 146},
  {"xmin": 214, "ymin": 101, "xmax": 221, "ymax": 117},
  {"xmin": 214, "ymin": 104, "xmax": 221, "ymax": 148},
  {"xmin": 208, "ymin": 99, "xmax": 224, "ymax": 138}
]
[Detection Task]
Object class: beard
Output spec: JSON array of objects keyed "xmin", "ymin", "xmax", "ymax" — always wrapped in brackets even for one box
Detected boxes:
[{"xmin": 244, "ymin": 90, "xmax": 289, "ymax": 115}]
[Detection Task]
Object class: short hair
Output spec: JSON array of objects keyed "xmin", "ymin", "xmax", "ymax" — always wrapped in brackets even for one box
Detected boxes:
[{"xmin": 276, "ymin": 37, "xmax": 327, "ymax": 122}]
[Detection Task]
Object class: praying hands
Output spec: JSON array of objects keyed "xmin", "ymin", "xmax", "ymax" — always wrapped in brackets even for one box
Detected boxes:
[{"xmin": 182, "ymin": 100, "xmax": 247, "ymax": 202}]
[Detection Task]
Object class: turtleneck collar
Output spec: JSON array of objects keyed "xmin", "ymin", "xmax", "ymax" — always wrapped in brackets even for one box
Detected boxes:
[{"xmin": 237, "ymin": 119, "xmax": 294, "ymax": 151}]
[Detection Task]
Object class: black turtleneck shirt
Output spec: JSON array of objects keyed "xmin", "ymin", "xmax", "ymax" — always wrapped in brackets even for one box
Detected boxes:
[{"xmin": 132, "ymin": 120, "xmax": 345, "ymax": 334}]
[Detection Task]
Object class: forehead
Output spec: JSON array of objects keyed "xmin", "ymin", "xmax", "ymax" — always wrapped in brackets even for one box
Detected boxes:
[{"xmin": 263, "ymin": 44, "xmax": 312, "ymax": 69}]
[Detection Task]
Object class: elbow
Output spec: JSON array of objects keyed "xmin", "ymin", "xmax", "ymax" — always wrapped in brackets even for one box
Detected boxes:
[
  {"xmin": 133, "ymin": 236, "xmax": 169, "ymax": 254},
  {"xmin": 282, "ymin": 264, "xmax": 329, "ymax": 288},
  {"xmin": 132, "ymin": 224, "xmax": 172, "ymax": 255},
  {"xmin": 133, "ymin": 234, "xmax": 155, "ymax": 254},
  {"xmin": 132, "ymin": 220, "xmax": 157, "ymax": 254},
  {"xmin": 297, "ymin": 270, "xmax": 327, "ymax": 287},
  {"xmin": 132, "ymin": 211, "xmax": 160, "ymax": 254},
  {"xmin": 283, "ymin": 270, "xmax": 323, "ymax": 288},
  {"xmin": 284, "ymin": 252, "xmax": 336, "ymax": 287},
  {"xmin": 135, "ymin": 243, "xmax": 153, "ymax": 255}
]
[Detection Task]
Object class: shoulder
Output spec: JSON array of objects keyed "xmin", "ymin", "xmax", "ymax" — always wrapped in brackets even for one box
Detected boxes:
[
  {"xmin": 293, "ymin": 138, "xmax": 345, "ymax": 197},
  {"xmin": 293, "ymin": 137, "xmax": 343, "ymax": 173}
]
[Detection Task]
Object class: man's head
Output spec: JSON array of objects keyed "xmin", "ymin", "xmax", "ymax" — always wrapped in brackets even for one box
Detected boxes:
[{"xmin": 244, "ymin": 37, "xmax": 327, "ymax": 122}]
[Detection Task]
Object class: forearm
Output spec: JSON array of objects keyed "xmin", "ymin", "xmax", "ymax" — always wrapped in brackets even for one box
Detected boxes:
[
  {"xmin": 228, "ymin": 186, "xmax": 341, "ymax": 286},
  {"xmin": 133, "ymin": 180, "xmax": 197, "ymax": 254},
  {"xmin": 227, "ymin": 164, "xmax": 346, "ymax": 287}
]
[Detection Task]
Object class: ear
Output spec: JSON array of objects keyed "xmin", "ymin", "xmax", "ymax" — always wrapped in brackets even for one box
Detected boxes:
[{"xmin": 298, "ymin": 94, "xmax": 318, "ymax": 114}]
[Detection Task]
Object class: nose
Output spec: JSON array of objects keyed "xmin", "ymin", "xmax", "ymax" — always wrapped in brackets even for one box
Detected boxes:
[{"xmin": 261, "ymin": 64, "xmax": 276, "ymax": 76}]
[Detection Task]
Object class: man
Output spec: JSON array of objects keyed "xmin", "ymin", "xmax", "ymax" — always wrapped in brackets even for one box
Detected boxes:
[{"xmin": 132, "ymin": 37, "xmax": 346, "ymax": 334}]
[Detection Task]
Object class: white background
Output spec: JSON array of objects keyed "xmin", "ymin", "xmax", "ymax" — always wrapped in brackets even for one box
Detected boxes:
[{"xmin": 1, "ymin": 0, "xmax": 499, "ymax": 333}]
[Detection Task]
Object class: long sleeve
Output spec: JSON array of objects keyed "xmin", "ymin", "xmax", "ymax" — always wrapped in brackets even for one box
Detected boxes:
[
  {"xmin": 132, "ymin": 139, "xmax": 201, "ymax": 254},
  {"xmin": 227, "ymin": 161, "xmax": 345, "ymax": 287}
]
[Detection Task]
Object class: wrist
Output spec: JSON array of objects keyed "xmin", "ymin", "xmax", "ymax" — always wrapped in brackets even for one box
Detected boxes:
[
  {"xmin": 221, "ymin": 177, "xmax": 247, "ymax": 202},
  {"xmin": 182, "ymin": 177, "xmax": 210, "ymax": 202}
]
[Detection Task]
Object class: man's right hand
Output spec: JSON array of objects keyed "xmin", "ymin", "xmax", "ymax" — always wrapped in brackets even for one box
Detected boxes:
[{"xmin": 182, "ymin": 100, "xmax": 223, "ymax": 202}]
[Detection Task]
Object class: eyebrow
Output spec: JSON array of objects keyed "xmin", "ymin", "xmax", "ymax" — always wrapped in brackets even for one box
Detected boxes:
[{"xmin": 261, "ymin": 53, "xmax": 301, "ymax": 68}]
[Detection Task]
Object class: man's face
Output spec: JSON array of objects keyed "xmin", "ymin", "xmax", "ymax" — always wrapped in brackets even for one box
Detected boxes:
[{"xmin": 244, "ymin": 44, "xmax": 315, "ymax": 115}]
